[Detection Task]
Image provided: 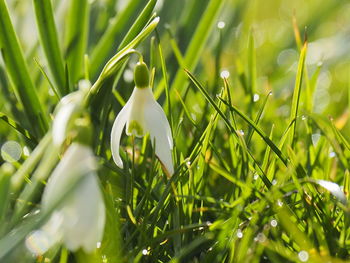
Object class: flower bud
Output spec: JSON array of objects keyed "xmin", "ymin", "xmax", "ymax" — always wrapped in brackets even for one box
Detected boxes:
[{"xmin": 134, "ymin": 61, "xmax": 149, "ymax": 88}]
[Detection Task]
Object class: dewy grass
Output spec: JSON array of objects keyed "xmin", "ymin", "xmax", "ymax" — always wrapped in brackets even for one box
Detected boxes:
[{"xmin": 0, "ymin": 0, "xmax": 350, "ymax": 262}]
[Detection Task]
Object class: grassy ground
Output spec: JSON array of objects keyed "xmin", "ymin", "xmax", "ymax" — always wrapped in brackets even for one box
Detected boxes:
[{"xmin": 0, "ymin": 0, "xmax": 350, "ymax": 262}]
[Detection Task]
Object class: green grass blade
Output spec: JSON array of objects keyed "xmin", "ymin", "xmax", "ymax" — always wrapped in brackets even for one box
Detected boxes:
[
  {"xmin": 64, "ymin": 0, "xmax": 90, "ymax": 87},
  {"xmin": 217, "ymin": 96, "xmax": 289, "ymax": 166},
  {"xmin": 157, "ymin": 38, "xmax": 173, "ymax": 131},
  {"xmin": 246, "ymin": 91, "xmax": 272, "ymax": 145},
  {"xmin": 171, "ymin": 0, "xmax": 226, "ymax": 95},
  {"xmin": 289, "ymin": 42, "xmax": 307, "ymax": 148},
  {"xmin": 0, "ymin": 0, "xmax": 48, "ymax": 137},
  {"xmin": 118, "ymin": 0, "xmax": 157, "ymax": 50},
  {"xmin": 33, "ymin": 0, "xmax": 66, "ymax": 95},
  {"xmin": 0, "ymin": 112, "xmax": 38, "ymax": 144},
  {"xmin": 89, "ymin": 0, "xmax": 144, "ymax": 78},
  {"xmin": 247, "ymin": 30, "xmax": 257, "ymax": 100}
]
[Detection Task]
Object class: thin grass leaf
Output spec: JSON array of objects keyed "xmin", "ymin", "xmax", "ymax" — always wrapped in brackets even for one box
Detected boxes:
[
  {"xmin": 289, "ymin": 41, "xmax": 307, "ymax": 148},
  {"xmin": 89, "ymin": 0, "xmax": 144, "ymax": 78},
  {"xmin": 33, "ymin": 0, "xmax": 66, "ymax": 95},
  {"xmin": 216, "ymin": 96, "xmax": 288, "ymax": 166},
  {"xmin": 0, "ymin": 112, "xmax": 38, "ymax": 145},
  {"xmin": 171, "ymin": 0, "xmax": 226, "ymax": 96},
  {"xmin": 246, "ymin": 91, "xmax": 272, "ymax": 145},
  {"xmin": 118, "ymin": 0, "xmax": 157, "ymax": 50},
  {"xmin": 64, "ymin": 0, "xmax": 89, "ymax": 86},
  {"xmin": 247, "ymin": 30, "xmax": 257, "ymax": 100}
]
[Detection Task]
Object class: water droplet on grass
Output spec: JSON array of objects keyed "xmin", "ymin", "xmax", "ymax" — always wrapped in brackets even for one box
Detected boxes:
[
  {"xmin": 220, "ymin": 70, "xmax": 230, "ymax": 79},
  {"xmin": 298, "ymin": 251, "xmax": 309, "ymax": 262},
  {"xmin": 217, "ymin": 21, "xmax": 226, "ymax": 29},
  {"xmin": 1, "ymin": 141, "xmax": 22, "ymax": 162},
  {"xmin": 270, "ymin": 219, "xmax": 278, "ymax": 227},
  {"xmin": 236, "ymin": 229, "xmax": 243, "ymax": 238},
  {"xmin": 253, "ymin": 94, "xmax": 260, "ymax": 102}
]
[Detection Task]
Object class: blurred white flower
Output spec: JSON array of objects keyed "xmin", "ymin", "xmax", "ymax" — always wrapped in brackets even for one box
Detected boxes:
[
  {"xmin": 26, "ymin": 143, "xmax": 105, "ymax": 255},
  {"xmin": 52, "ymin": 80, "xmax": 91, "ymax": 146},
  {"xmin": 111, "ymin": 61, "xmax": 174, "ymax": 176}
]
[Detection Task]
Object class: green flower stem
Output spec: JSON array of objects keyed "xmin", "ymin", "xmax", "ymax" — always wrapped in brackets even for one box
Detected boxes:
[
  {"xmin": 11, "ymin": 144, "xmax": 60, "ymax": 226},
  {"xmin": 0, "ymin": 0, "xmax": 48, "ymax": 137},
  {"xmin": 84, "ymin": 17, "xmax": 159, "ymax": 106},
  {"xmin": 11, "ymin": 133, "xmax": 52, "ymax": 194}
]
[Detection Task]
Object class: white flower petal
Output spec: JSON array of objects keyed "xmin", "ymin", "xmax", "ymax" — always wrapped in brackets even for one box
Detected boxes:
[
  {"xmin": 52, "ymin": 102, "xmax": 76, "ymax": 146},
  {"xmin": 42, "ymin": 144, "xmax": 96, "ymax": 210},
  {"xmin": 125, "ymin": 87, "xmax": 150, "ymax": 137},
  {"xmin": 144, "ymin": 100, "xmax": 174, "ymax": 176},
  {"xmin": 61, "ymin": 174, "xmax": 105, "ymax": 252},
  {"xmin": 36, "ymin": 143, "xmax": 105, "ymax": 253},
  {"xmin": 111, "ymin": 100, "xmax": 131, "ymax": 168}
]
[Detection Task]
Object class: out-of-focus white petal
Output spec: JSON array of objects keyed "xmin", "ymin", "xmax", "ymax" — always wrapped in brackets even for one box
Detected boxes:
[
  {"xmin": 52, "ymin": 103, "xmax": 76, "ymax": 146},
  {"xmin": 111, "ymin": 100, "xmax": 131, "ymax": 168},
  {"xmin": 52, "ymin": 91, "xmax": 82, "ymax": 146},
  {"xmin": 316, "ymin": 180, "xmax": 347, "ymax": 205},
  {"xmin": 144, "ymin": 99, "xmax": 174, "ymax": 176},
  {"xmin": 25, "ymin": 212, "xmax": 63, "ymax": 255},
  {"xmin": 42, "ymin": 144, "xmax": 96, "ymax": 210},
  {"xmin": 28, "ymin": 143, "xmax": 105, "ymax": 254},
  {"xmin": 61, "ymin": 174, "xmax": 105, "ymax": 252}
]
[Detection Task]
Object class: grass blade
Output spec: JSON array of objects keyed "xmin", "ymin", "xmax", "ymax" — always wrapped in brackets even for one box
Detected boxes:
[
  {"xmin": 171, "ymin": 0, "xmax": 226, "ymax": 96},
  {"xmin": 33, "ymin": 0, "xmax": 66, "ymax": 95},
  {"xmin": 64, "ymin": 0, "xmax": 90, "ymax": 87},
  {"xmin": 89, "ymin": 0, "xmax": 144, "ymax": 78},
  {"xmin": 0, "ymin": 112, "xmax": 38, "ymax": 144},
  {"xmin": 289, "ymin": 41, "xmax": 307, "ymax": 148}
]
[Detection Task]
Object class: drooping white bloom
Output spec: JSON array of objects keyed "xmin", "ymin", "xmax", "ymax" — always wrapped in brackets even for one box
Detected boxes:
[
  {"xmin": 26, "ymin": 143, "xmax": 105, "ymax": 255},
  {"xmin": 110, "ymin": 61, "xmax": 174, "ymax": 176},
  {"xmin": 52, "ymin": 80, "xmax": 90, "ymax": 146}
]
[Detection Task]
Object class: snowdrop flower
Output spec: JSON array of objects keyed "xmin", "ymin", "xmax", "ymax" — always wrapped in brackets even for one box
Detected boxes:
[
  {"xmin": 111, "ymin": 60, "xmax": 174, "ymax": 176},
  {"xmin": 26, "ymin": 143, "xmax": 105, "ymax": 255},
  {"xmin": 52, "ymin": 80, "xmax": 90, "ymax": 146}
]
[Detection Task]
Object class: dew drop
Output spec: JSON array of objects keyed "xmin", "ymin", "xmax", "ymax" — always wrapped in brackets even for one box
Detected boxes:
[
  {"xmin": 270, "ymin": 219, "xmax": 278, "ymax": 227},
  {"xmin": 256, "ymin": 233, "xmax": 266, "ymax": 243},
  {"xmin": 1, "ymin": 141, "xmax": 22, "ymax": 162},
  {"xmin": 277, "ymin": 199, "xmax": 283, "ymax": 207},
  {"xmin": 238, "ymin": 129, "xmax": 245, "ymax": 136},
  {"xmin": 220, "ymin": 70, "xmax": 230, "ymax": 79},
  {"xmin": 329, "ymin": 151, "xmax": 336, "ymax": 158},
  {"xmin": 217, "ymin": 21, "xmax": 226, "ymax": 29},
  {"xmin": 236, "ymin": 229, "xmax": 243, "ymax": 238},
  {"xmin": 253, "ymin": 94, "xmax": 260, "ymax": 102},
  {"xmin": 298, "ymin": 251, "xmax": 309, "ymax": 262}
]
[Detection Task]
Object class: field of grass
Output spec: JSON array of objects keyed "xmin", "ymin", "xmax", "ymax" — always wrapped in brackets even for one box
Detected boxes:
[{"xmin": 0, "ymin": 0, "xmax": 350, "ymax": 262}]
